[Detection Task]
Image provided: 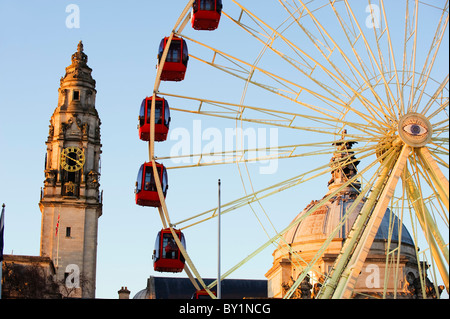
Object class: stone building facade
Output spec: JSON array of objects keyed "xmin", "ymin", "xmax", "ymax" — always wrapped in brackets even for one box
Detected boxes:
[{"xmin": 38, "ymin": 41, "xmax": 102, "ymax": 298}]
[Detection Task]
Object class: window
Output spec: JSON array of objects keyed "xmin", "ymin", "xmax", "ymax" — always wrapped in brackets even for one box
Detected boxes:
[
  {"xmin": 145, "ymin": 99, "xmax": 164, "ymax": 125},
  {"xmin": 144, "ymin": 166, "xmax": 156, "ymax": 191},
  {"xmin": 200, "ymin": 0, "xmax": 215, "ymax": 11},
  {"xmin": 73, "ymin": 90, "xmax": 80, "ymax": 101},
  {"xmin": 167, "ymin": 41, "xmax": 181, "ymax": 63},
  {"xmin": 182, "ymin": 40, "xmax": 189, "ymax": 66},
  {"xmin": 153, "ymin": 232, "xmax": 161, "ymax": 262},
  {"xmin": 164, "ymin": 102, "xmax": 170, "ymax": 126},
  {"xmin": 162, "ymin": 168, "xmax": 168, "ymax": 194},
  {"xmin": 66, "ymin": 227, "xmax": 71, "ymax": 237},
  {"xmin": 155, "ymin": 101, "xmax": 162, "ymax": 124},
  {"xmin": 162, "ymin": 233, "xmax": 178, "ymax": 259},
  {"xmin": 158, "ymin": 39, "xmax": 165, "ymax": 62},
  {"xmin": 139, "ymin": 99, "xmax": 146, "ymax": 127},
  {"xmin": 135, "ymin": 165, "xmax": 143, "ymax": 193}
]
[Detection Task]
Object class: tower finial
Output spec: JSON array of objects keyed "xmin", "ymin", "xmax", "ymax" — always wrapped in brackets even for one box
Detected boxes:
[
  {"xmin": 71, "ymin": 40, "xmax": 88, "ymax": 65},
  {"xmin": 61, "ymin": 41, "xmax": 95, "ymax": 88}
]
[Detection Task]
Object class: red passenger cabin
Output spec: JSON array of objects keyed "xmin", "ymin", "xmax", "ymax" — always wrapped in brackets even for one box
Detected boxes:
[
  {"xmin": 138, "ymin": 96, "xmax": 170, "ymax": 142},
  {"xmin": 158, "ymin": 36, "xmax": 189, "ymax": 81},
  {"xmin": 192, "ymin": 0, "xmax": 223, "ymax": 31},
  {"xmin": 153, "ymin": 228, "xmax": 186, "ymax": 273},
  {"xmin": 135, "ymin": 162, "xmax": 168, "ymax": 207},
  {"xmin": 192, "ymin": 289, "xmax": 216, "ymax": 299}
]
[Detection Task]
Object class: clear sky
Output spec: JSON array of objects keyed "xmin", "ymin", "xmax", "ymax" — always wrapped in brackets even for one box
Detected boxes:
[{"xmin": 0, "ymin": 0, "xmax": 448, "ymax": 299}]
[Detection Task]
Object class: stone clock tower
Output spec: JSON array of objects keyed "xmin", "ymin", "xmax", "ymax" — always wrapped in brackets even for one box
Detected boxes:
[{"xmin": 39, "ymin": 41, "xmax": 102, "ymax": 298}]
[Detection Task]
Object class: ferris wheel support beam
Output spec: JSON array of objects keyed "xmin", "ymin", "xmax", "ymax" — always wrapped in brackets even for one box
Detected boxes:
[
  {"xmin": 403, "ymin": 167, "xmax": 449, "ymax": 293},
  {"xmin": 318, "ymin": 144, "xmax": 410, "ymax": 299},
  {"xmin": 317, "ymin": 149, "xmax": 397, "ymax": 298},
  {"xmin": 333, "ymin": 144, "xmax": 411, "ymax": 299},
  {"xmin": 416, "ymin": 147, "xmax": 449, "ymax": 212}
]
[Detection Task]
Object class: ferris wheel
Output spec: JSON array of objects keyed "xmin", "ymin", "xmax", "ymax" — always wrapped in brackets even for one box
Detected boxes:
[{"xmin": 136, "ymin": 0, "xmax": 449, "ymax": 299}]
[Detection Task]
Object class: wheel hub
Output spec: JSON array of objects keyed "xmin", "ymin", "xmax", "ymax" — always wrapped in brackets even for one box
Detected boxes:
[{"xmin": 397, "ymin": 112, "xmax": 433, "ymax": 148}]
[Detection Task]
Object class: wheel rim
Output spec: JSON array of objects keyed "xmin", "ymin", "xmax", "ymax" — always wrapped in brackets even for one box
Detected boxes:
[{"xmin": 147, "ymin": 0, "xmax": 449, "ymax": 299}]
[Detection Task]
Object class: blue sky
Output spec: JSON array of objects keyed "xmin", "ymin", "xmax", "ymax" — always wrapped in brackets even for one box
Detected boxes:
[
  {"xmin": 0, "ymin": 0, "xmax": 302, "ymax": 298},
  {"xmin": 1, "ymin": 1, "xmax": 448, "ymax": 299}
]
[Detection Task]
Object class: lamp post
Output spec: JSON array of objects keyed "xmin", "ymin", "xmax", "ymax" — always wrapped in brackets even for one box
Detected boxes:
[{"xmin": 217, "ymin": 179, "xmax": 221, "ymax": 299}]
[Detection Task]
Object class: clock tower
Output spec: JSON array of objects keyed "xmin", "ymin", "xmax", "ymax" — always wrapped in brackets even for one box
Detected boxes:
[{"xmin": 39, "ymin": 41, "xmax": 102, "ymax": 298}]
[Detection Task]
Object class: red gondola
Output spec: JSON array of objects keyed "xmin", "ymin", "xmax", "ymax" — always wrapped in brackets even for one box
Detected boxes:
[
  {"xmin": 138, "ymin": 96, "xmax": 170, "ymax": 142},
  {"xmin": 192, "ymin": 289, "xmax": 216, "ymax": 299},
  {"xmin": 135, "ymin": 162, "xmax": 168, "ymax": 207},
  {"xmin": 192, "ymin": 0, "xmax": 222, "ymax": 31},
  {"xmin": 153, "ymin": 228, "xmax": 186, "ymax": 273},
  {"xmin": 158, "ymin": 36, "xmax": 189, "ymax": 81}
]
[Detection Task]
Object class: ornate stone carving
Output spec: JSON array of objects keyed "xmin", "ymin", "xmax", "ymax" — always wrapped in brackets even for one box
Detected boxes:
[
  {"xmin": 68, "ymin": 115, "xmax": 82, "ymax": 129},
  {"xmin": 86, "ymin": 170, "xmax": 100, "ymax": 189},
  {"xmin": 59, "ymin": 122, "xmax": 68, "ymax": 136},
  {"xmin": 60, "ymin": 41, "xmax": 96, "ymax": 87},
  {"xmin": 281, "ymin": 276, "xmax": 313, "ymax": 299},
  {"xmin": 71, "ymin": 41, "xmax": 88, "ymax": 65},
  {"xmin": 48, "ymin": 123, "xmax": 54, "ymax": 140},
  {"xmin": 44, "ymin": 169, "xmax": 57, "ymax": 186}
]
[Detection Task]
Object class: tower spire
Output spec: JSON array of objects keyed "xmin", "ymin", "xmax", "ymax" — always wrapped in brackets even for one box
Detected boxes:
[{"xmin": 77, "ymin": 40, "xmax": 83, "ymax": 52}]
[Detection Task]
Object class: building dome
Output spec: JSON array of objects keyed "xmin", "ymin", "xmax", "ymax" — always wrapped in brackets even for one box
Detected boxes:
[
  {"xmin": 133, "ymin": 288, "xmax": 151, "ymax": 299},
  {"xmin": 279, "ymin": 136, "xmax": 414, "ymax": 259},
  {"xmin": 283, "ymin": 196, "xmax": 415, "ymax": 249},
  {"xmin": 266, "ymin": 135, "xmax": 420, "ymax": 299}
]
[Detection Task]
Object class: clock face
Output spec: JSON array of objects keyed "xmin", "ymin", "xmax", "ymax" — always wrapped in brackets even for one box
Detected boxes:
[{"xmin": 61, "ymin": 147, "xmax": 85, "ymax": 172}]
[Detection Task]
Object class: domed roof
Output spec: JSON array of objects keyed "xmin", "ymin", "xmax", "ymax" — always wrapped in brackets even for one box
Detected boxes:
[
  {"xmin": 283, "ymin": 135, "xmax": 415, "ymax": 248},
  {"xmin": 133, "ymin": 288, "xmax": 151, "ymax": 299},
  {"xmin": 283, "ymin": 196, "xmax": 415, "ymax": 247}
]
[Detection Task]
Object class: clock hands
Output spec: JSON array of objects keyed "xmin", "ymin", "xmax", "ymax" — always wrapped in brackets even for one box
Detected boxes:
[{"xmin": 62, "ymin": 153, "xmax": 84, "ymax": 167}]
